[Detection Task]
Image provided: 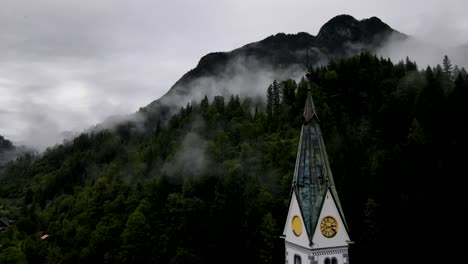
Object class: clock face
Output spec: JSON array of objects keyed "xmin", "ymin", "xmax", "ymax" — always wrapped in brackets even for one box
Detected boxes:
[
  {"xmin": 320, "ymin": 216, "xmax": 338, "ymax": 238},
  {"xmin": 291, "ymin": 215, "xmax": 303, "ymax": 236}
]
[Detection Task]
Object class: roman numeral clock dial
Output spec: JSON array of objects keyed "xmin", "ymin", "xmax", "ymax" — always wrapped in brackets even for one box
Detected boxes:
[{"xmin": 320, "ymin": 216, "xmax": 338, "ymax": 238}]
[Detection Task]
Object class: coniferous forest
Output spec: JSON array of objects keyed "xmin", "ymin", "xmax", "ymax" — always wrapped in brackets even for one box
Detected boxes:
[{"xmin": 1, "ymin": 53, "xmax": 468, "ymax": 264}]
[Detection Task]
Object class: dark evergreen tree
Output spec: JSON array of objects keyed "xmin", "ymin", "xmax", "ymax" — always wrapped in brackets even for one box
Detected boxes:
[
  {"xmin": 266, "ymin": 84, "xmax": 273, "ymax": 128},
  {"xmin": 272, "ymin": 80, "xmax": 280, "ymax": 130},
  {"xmin": 442, "ymin": 54, "xmax": 453, "ymax": 80}
]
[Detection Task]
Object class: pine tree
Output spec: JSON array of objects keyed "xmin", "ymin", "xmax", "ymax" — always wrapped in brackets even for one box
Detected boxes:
[
  {"xmin": 405, "ymin": 56, "xmax": 417, "ymax": 71},
  {"xmin": 186, "ymin": 102, "xmax": 192, "ymax": 115},
  {"xmin": 443, "ymin": 55, "xmax": 454, "ymax": 83},
  {"xmin": 453, "ymin": 65, "xmax": 461, "ymax": 80},
  {"xmin": 201, "ymin": 95, "xmax": 209, "ymax": 110},
  {"xmin": 266, "ymin": 84, "xmax": 273, "ymax": 126},
  {"xmin": 213, "ymin": 96, "xmax": 225, "ymax": 114},
  {"xmin": 461, "ymin": 67, "xmax": 467, "ymax": 77},
  {"xmin": 272, "ymin": 80, "xmax": 280, "ymax": 130}
]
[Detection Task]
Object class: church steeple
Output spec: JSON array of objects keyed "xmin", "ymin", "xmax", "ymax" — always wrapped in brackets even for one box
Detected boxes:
[
  {"xmin": 302, "ymin": 77, "xmax": 317, "ymax": 123},
  {"xmin": 283, "ymin": 73, "xmax": 351, "ymax": 264}
]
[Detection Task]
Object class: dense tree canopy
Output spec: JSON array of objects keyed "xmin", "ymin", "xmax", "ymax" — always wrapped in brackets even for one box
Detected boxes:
[{"xmin": 1, "ymin": 53, "xmax": 467, "ymax": 264}]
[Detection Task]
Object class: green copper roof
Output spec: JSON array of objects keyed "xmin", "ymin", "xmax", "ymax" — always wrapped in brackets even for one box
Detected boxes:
[
  {"xmin": 302, "ymin": 85, "xmax": 317, "ymax": 123},
  {"xmin": 292, "ymin": 82, "xmax": 348, "ymax": 244}
]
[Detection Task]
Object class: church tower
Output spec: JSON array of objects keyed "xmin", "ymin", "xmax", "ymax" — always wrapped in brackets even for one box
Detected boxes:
[{"xmin": 283, "ymin": 74, "xmax": 351, "ymax": 264}]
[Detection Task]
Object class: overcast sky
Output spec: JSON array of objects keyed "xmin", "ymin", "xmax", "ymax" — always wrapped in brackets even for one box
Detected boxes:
[{"xmin": 1, "ymin": 0, "xmax": 467, "ymax": 150}]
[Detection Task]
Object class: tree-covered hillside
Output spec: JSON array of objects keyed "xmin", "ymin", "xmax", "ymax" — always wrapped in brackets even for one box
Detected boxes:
[
  {"xmin": 1, "ymin": 53, "xmax": 467, "ymax": 264},
  {"xmin": 1, "ymin": 136, "xmax": 33, "ymax": 168},
  {"xmin": 0, "ymin": 136, "xmax": 15, "ymax": 166}
]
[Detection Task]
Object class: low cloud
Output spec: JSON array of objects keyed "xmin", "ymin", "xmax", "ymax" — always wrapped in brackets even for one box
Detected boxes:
[
  {"xmin": 2, "ymin": 1, "xmax": 466, "ymax": 152},
  {"xmin": 377, "ymin": 31, "xmax": 468, "ymax": 70},
  {"xmin": 157, "ymin": 55, "xmax": 305, "ymax": 111},
  {"xmin": 0, "ymin": 55, "xmax": 177, "ymax": 151},
  {"xmin": 161, "ymin": 131, "xmax": 207, "ymax": 179}
]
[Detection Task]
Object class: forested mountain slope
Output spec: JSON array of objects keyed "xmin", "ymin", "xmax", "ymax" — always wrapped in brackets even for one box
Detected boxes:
[
  {"xmin": 1, "ymin": 136, "xmax": 28, "ymax": 167},
  {"xmin": 1, "ymin": 53, "xmax": 467, "ymax": 264}
]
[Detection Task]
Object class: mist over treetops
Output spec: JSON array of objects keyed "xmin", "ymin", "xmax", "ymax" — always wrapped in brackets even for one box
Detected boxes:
[{"xmin": 1, "ymin": 15, "xmax": 468, "ymax": 264}]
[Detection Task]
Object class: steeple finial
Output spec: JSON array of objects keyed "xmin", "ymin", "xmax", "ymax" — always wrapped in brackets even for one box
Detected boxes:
[{"xmin": 303, "ymin": 72, "xmax": 318, "ymax": 123}]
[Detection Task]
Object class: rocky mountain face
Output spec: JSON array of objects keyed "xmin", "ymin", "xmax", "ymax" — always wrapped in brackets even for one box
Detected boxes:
[
  {"xmin": 142, "ymin": 14, "xmax": 405, "ymax": 118},
  {"xmin": 316, "ymin": 15, "xmax": 403, "ymax": 53}
]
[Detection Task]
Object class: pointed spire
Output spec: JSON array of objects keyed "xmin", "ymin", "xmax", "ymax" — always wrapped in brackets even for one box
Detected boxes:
[
  {"xmin": 303, "ymin": 73, "xmax": 318, "ymax": 123},
  {"xmin": 290, "ymin": 72, "xmax": 349, "ymax": 243}
]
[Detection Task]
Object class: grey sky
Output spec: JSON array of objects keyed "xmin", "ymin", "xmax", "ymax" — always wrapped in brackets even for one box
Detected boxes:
[{"xmin": 1, "ymin": 0, "xmax": 467, "ymax": 150}]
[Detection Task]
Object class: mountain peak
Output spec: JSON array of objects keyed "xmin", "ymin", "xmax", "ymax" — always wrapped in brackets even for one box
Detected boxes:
[
  {"xmin": 143, "ymin": 15, "xmax": 406, "ymax": 115},
  {"xmin": 316, "ymin": 14, "xmax": 403, "ymax": 52},
  {"xmin": 324, "ymin": 14, "xmax": 359, "ymax": 26},
  {"xmin": 317, "ymin": 14, "xmax": 359, "ymax": 38}
]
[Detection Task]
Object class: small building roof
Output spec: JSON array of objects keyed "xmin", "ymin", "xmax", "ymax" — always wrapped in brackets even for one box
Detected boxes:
[{"xmin": 0, "ymin": 217, "xmax": 10, "ymax": 227}]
